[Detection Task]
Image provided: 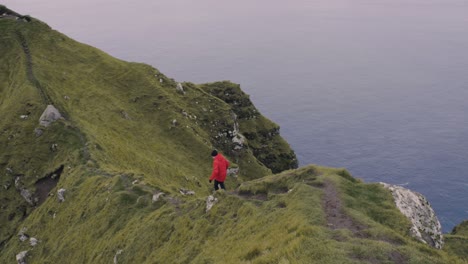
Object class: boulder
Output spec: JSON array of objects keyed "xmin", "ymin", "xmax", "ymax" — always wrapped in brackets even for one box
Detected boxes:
[
  {"xmin": 39, "ymin": 105, "xmax": 62, "ymax": 127},
  {"xmin": 380, "ymin": 183, "xmax": 444, "ymax": 249}
]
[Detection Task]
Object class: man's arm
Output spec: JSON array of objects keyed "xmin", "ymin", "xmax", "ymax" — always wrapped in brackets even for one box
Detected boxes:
[{"xmin": 209, "ymin": 159, "xmax": 219, "ymax": 181}]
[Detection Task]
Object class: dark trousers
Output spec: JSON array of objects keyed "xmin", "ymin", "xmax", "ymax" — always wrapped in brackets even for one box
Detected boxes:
[{"xmin": 214, "ymin": 180, "xmax": 225, "ymax": 191}]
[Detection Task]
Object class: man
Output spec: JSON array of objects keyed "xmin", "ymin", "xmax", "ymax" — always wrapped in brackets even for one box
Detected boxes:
[{"xmin": 209, "ymin": 150, "xmax": 229, "ymax": 191}]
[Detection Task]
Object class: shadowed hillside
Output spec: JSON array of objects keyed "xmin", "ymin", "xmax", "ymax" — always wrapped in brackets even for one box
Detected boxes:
[{"xmin": 0, "ymin": 8, "xmax": 466, "ymax": 264}]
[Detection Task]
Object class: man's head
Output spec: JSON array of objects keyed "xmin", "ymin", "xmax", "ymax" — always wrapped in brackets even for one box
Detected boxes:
[{"xmin": 211, "ymin": 149, "xmax": 218, "ymax": 158}]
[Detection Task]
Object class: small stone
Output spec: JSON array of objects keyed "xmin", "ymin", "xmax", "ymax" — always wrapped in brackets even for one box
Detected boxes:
[
  {"xmin": 152, "ymin": 192, "xmax": 165, "ymax": 202},
  {"xmin": 159, "ymin": 78, "xmax": 163, "ymax": 83},
  {"xmin": 57, "ymin": 188, "xmax": 66, "ymax": 202},
  {"xmin": 172, "ymin": 119, "xmax": 178, "ymax": 127},
  {"xmin": 64, "ymin": 96, "xmax": 70, "ymax": 100},
  {"xmin": 16, "ymin": 250, "xmax": 28, "ymax": 264},
  {"xmin": 176, "ymin": 82, "xmax": 185, "ymax": 94},
  {"xmin": 179, "ymin": 188, "xmax": 195, "ymax": 196},
  {"xmin": 227, "ymin": 168, "xmax": 239, "ymax": 177},
  {"xmin": 206, "ymin": 195, "xmax": 218, "ymax": 212},
  {"xmin": 34, "ymin": 128, "xmax": 43, "ymax": 137},
  {"xmin": 20, "ymin": 115, "xmax": 28, "ymax": 119},
  {"xmin": 50, "ymin": 144, "xmax": 58, "ymax": 152},
  {"xmin": 29, "ymin": 237, "xmax": 38, "ymax": 246}
]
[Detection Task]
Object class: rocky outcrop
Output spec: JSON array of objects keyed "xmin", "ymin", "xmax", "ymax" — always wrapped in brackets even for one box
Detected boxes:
[
  {"xmin": 200, "ymin": 81, "xmax": 298, "ymax": 173},
  {"xmin": 39, "ymin": 105, "xmax": 62, "ymax": 127},
  {"xmin": 380, "ymin": 183, "xmax": 444, "ymax": 249}
]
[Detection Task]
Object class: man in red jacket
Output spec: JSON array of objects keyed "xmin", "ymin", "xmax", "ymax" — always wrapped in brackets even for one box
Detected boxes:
[{"xmin": 209, "ymin": 150, "xmax": 230, "ymax": 191}]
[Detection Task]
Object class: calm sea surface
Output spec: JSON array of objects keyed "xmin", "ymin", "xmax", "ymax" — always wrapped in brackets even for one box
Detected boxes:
[{"xmin": 5, "ymin": 0, "xmax": 468, "ymax": 232}]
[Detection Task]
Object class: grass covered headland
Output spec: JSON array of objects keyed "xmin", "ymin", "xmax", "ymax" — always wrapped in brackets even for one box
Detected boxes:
[{"xmin": 0, "ymin": 7, "xmax": 466, "ymax": 263}]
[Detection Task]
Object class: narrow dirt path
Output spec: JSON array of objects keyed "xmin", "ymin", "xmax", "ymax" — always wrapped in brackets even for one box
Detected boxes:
[
  {"xmin": 322, "ymin": 179, "xmax": 366, "ymax": 233},
  {"xmin": 16, "ymin": 30, "xmax": 53, "ymax": 105}
]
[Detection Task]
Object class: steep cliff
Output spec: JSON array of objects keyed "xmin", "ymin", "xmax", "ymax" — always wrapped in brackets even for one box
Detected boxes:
[{"xmin": 0, "ymin": 8, "xmax": 466, "ymax": 264}]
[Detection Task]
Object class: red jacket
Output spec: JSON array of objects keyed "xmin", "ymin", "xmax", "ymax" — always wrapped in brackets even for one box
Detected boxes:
[{"xmin": 209, "ymin": 154, "xmax": 230, "ymax": 182}]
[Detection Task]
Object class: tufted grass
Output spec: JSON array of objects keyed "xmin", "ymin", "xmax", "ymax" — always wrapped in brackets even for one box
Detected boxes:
[{"xmin": 0, "ymin": 11, "xmax": 465, "ymax": 264}]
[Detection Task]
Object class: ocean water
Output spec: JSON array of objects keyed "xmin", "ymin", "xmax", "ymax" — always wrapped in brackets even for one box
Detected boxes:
[{"xmin": 5, "ymin": 0, "xmax": 468, "ymax": 232}]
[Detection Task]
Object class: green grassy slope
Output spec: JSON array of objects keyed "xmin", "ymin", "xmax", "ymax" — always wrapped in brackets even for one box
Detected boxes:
[
  {"xmin": 0, "ymin": 11, "xmax": 465, "ymax": 263},
  {"xmin": 444, "ymin": 221, "xmax": 468, "ymax": 261}
]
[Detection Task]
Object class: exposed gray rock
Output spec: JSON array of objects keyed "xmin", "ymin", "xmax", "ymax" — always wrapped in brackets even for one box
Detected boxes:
[
  {"xmin": 206, "ymin": 195, "xmax": 218, "ymax": 212},
  {"xmin": 18, "ymin": 227, "xmax": 29, "ymax": 242},
  {"xmin": 232, "ymin": 134, "xmax": 246, "ymax": 150},
  {"xmin": 380, "ymin": 183, "xmax": 444, "ymax": 249},
  {"xmin": 57, "ymin": 188, "xmax": 66, "ymax": 202},
  {"xmin": 152, "ymin": 192, "xmax": 165, "ymax": 202},
  {"xmin": 29, "ymin": 237, "xmax": 38, "ymax": 247},
  {"xmin": 64, "ymin": 95, "xmax": 70, "ymax": 100},
  {"xmin": 20, "ymin": 115, "xmax": 28, "ymax": 119},
  {"xmin": 16, "ymin": 251, "xmax": 28, "ymax": 264},
  {"xmin": 172, "ymin": 119, "xmax": 178, "ymax": 127},
  {"xmin": 15, "ymin": 178, "xmax": 36, "ymax": 206},
  {"xmin": 179, "ymin": 188, "xmax": 195, "ymax": 196},
  {"xmin": 39, "ymin": 105, "xmax": 62, "ymax": 127},
  {"xmin": 20, "ymin": 189, "xmax": 34, "ymax": 205}
]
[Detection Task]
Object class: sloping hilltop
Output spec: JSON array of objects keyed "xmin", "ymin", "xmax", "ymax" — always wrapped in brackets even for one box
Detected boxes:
[{"xmin": 0, "ymin": 7, "xmax": 466, "ymax": 263}]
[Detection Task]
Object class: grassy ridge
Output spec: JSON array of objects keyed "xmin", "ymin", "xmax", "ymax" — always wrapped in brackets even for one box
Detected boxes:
[{"xmin": 0, "ymin": 12, "xmax": 466, "ymax": 263}]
